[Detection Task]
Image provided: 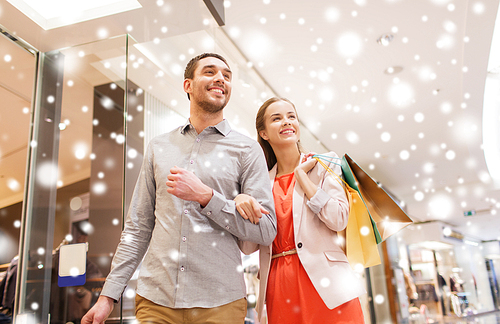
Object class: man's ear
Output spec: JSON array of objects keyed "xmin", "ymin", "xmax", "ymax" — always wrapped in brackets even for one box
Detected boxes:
[
  {"xmin": 183, "ymin": 79, "xmax": 192, "ymax": 97},
  {"xmin": 259, "ymin": 130, "xmax": 269, "ymax": 141}
]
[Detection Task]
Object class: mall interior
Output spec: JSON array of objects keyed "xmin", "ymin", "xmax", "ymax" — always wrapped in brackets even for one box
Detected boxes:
[{"xmin": 1, "ymin": 0, "xmax": 500, "ymax": 323}]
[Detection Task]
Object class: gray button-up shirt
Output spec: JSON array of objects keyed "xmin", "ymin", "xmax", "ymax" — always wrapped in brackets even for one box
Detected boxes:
[{"xmin": 101, "ymin": 119, "xmax": 276, "ymax": 308}]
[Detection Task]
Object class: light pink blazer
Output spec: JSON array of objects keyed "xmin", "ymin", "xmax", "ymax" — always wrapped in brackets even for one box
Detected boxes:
[{"xmin": 240, "ymin": 152, "xmax": 366, "ymax": 322}]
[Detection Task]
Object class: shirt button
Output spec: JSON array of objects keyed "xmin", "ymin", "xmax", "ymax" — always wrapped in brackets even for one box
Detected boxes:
[
  {"xmin": 297, "ymin": 242, "xmax": 303, "ymax": 248},
  {"xmin": 184, "ymin": 209, "xmax": 188, "ymax": 214},
  {"xmin": 182, "ymin": 236, "xmax": 187, "ymax": 242},
  {"xmin": 225, "ymin": 225, "xmax": 229, "ymax": 230},
  {"xmin": 196, "ymin": 138, "xmax": 200, "ymax": 142},
  {"xmin": 207, "ymin": 211, "xmax": 212, "ymax": 216},
  {"xmin": 190, "ymin": 160, "xmax": 194, "ymax": 164},
  {"xmin": 180, "ymin": 266, "xmax": 185, "ymax": 271}
]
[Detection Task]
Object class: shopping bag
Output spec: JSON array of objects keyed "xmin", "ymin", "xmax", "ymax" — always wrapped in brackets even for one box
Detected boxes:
[
  {"xmin": 314, "ymin": 157, "xmax": 381, "ymax": 268},
  {"xmin": 341, "ymin": 154, "xmax": 413, "ymax": 243}
]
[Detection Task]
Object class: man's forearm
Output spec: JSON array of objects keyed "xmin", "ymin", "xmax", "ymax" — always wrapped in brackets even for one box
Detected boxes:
[{"xmin": 201, "ymin": 190, "xmax": 277, "ymax": 245}]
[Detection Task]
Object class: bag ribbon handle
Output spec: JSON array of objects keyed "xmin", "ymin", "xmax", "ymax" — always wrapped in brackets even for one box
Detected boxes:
[{"xmin": 313, "ymin": 156, "xmax": 350, "ymax": 190}]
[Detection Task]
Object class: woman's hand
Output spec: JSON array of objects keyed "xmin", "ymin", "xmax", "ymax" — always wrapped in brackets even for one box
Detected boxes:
[
  {"xmin": 295, "ymin": 152, "xmax": 318, "ymax": 174},
  {"xmin": 234, "ymin": 194, "xmax": 269, "ymax": 224},
  {"xmin": 294, "ymin": 152, "xmax": 319, "ymax": 200}
]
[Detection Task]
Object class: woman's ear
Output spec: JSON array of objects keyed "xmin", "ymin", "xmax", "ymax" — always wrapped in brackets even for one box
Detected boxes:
[{"xmin": 259, "ymin": 130, "xmax": 269, "ymax": 141}]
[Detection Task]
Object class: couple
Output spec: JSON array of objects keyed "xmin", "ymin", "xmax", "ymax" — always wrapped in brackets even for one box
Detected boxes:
[{"xmin": 82, "ymin": 53, "xmax": 365, "ymax": 324}]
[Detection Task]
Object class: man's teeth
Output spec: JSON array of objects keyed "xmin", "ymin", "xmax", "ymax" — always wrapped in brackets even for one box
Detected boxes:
[{"xmin": 210, "ymin": 89, "xmax": 223, "ymax": 94}]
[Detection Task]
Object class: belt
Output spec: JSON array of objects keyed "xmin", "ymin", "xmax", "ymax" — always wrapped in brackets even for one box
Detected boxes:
[{"xmin": 271, "ymin": 248, "xmax": 297, "ymax": 259}]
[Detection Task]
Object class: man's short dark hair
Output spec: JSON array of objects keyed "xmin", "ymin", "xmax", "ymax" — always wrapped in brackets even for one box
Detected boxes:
[{"xmin": 184, "ymin": 53, "xmax": 229, "ymax": 100}]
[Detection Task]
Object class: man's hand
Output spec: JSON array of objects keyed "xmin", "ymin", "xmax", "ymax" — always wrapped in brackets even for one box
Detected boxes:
[
  {"xmin": 166, "ymin": 166, "xmax": 213, "ymax": 207},
  {"xmin": 81, "ymin": 295, "xmax": 114, "ymax": 324},
  {"xmin": 234, "ymin": 194, "xmax": 269, "ymax": 224}
]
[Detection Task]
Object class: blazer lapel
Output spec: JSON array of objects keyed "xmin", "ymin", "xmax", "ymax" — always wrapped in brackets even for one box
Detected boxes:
[{"xmin": 292, "ymin": 153, "xmax": 306, "ymax": 238}]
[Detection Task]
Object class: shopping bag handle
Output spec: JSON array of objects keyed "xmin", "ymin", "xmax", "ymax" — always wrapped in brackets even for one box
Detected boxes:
[
  {"xmin": 314, "ymin": 157, "xmax": 350, "ymax": 190},
  {"xmin": 313, "ymin": 154, "xmax": 342, "ymax": 168}
]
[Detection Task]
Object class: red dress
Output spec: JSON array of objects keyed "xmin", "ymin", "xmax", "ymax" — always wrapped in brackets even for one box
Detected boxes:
[{"xmin": 266, "ymin": 173, "xmax": 364, "ymax": 324}]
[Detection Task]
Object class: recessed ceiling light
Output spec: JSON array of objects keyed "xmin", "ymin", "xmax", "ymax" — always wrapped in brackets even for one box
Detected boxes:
[
  {"xmin": 384, "ymin": 66, "xmax": 403, "ymax": 75},
  {"xmin": 6, "ymin": 0, "xmax": 142, "ymax": 30},
  {"xmin": 377, "ymin": 34, "xmax": 394, "ymax": 46}
]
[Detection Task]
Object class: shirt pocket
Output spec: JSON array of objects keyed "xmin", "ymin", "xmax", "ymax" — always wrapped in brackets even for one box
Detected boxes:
[{"xmin": 324, "ymin": 251, "xmax": 349, "ymax": 263}]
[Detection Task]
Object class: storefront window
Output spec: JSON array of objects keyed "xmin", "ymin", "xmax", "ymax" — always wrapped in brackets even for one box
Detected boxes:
[
  {"xmin": 0, "ymin": 27, "xmax": 36, "ymax": 321},
  {"xmin": 396, "ymin": 222, "xmax": 499, "ymax": 324},
  {"xmin": 14, "ymin": 35, "xmax": 129, "ymax": 323}
]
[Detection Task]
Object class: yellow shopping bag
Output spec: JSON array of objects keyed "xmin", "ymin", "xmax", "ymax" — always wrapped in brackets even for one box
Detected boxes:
[
  {"xmin": 344, "ymin": 185, "xmax": 382, "ymax": 268},
  {"xmin": 315, "ymin": 158, "xmax": 381, "ymax": 268}
]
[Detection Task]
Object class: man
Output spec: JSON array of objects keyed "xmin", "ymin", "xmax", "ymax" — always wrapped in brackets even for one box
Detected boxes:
[{"xmin": 82, "ymin": 53, "xmax": 276, "ymax": 323}]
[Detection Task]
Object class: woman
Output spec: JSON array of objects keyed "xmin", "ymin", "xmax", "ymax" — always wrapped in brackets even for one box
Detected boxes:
[{"xmin": 237, "ymin": 97, "xmax": 366, "ymax": 323}]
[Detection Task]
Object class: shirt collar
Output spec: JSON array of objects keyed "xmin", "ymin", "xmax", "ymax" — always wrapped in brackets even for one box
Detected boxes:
[{"xmin": 180, "ymin": 119, "xmax": 231, "ymax": 137}]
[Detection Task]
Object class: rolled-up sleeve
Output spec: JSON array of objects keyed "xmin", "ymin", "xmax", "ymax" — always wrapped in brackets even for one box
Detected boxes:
[{"xmin": 306, "ymin": 187, "xmax": 330, "ymax": 215}]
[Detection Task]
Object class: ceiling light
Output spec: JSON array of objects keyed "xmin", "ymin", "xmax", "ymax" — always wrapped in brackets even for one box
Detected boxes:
[
  {"xmin": 483, "ymin": 76, "xmax": 500, "ymax": 186},
  {"xmin": 483, "ymin": 2, "xmax": 500, "ymax": 188},
  {"xmin": 377, "ymin": 34, "xmax": 394, "ymax": 46},
  {"xmin": 6, "ymin": 0, "xmax": 142, "ymax": 30},
  {"xmin": 384, "ymin": 66, "xmax": 403, "ymax": 75},
  {"xmin": 464, "ymin": 240, "xmax": 479, "ymax": 246},
  {"xmin": 414, "ymin": 240, "xmax": 453, "ymax": 250},
  {"xmin": 485, "ymin": 254, "xmax": 500, "ymax": 259}
]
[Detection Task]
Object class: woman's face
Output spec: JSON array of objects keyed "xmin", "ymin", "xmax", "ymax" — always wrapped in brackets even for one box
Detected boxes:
[{"xmin": 259, "ymin": 100, "xmax": 300, "ymax": 147}]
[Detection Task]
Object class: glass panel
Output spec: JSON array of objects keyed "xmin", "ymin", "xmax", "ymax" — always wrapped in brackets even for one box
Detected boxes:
[
  {"xmin": 16, "ymin": 49, "xmax": 65, "ymax": 323},
  {"xmin": 14, "ymin": 35, "xmax": 129, "ymax": 323},
  {"xmin": 0, "ymin": 28, "xmax": 36, "ymax": 321}
]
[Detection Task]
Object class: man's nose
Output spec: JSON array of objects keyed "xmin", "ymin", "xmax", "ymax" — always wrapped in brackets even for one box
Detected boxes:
[{"xmin": 214, "ymin": 70, "xmax": 225, "ymax": 82}]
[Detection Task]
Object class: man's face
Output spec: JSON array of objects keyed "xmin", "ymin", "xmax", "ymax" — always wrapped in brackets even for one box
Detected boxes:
[{"xmin": 184, "ymin": 57, "xmax": 232, "ymax": 114}]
